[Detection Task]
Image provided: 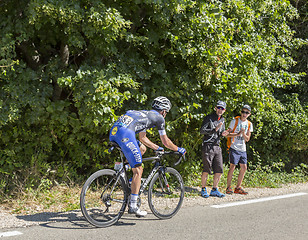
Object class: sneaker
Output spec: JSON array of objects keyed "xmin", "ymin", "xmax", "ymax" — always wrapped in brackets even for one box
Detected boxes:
[
  {"xmin": 128, "ymin": 207, "xmax": 147, "ymax": 217},
  {"xmin": 201, "ymin": 188, "xmax": 209, "ymax": 198},
  {"xmin": 226, "ymin": 186, "xmax": 233, "ymax": 194},
  {"xmin": 234, "ymin": 187, "xmax": 248, "ymax": 195},
  {"xmin": 210, "ymin": 189, "xmax": 225, "ymax": 198}
]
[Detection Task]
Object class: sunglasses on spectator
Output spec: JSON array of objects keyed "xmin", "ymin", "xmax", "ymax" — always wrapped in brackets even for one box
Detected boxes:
[
  {"xmin": 241, "ymin": 111, "xmax": 250, "ymax": 114},
  {"xmin": 217, "ymin": 106, "xmax": 225, "ymax": 110}
]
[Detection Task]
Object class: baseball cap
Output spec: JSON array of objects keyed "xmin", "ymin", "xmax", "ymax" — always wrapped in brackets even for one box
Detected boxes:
[
  {"xmin": 242, "ymin": 104, "xmax": 251, "ymax": 112},
  {"xmin": 216, "ymin": 101, "xmax": 226, "ymax": 109}
]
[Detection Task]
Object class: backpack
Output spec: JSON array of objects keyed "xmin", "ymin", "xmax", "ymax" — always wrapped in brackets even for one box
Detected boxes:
[{"xmin": 227, "ymin": 116, "xmax": 251, "ymax": 152}]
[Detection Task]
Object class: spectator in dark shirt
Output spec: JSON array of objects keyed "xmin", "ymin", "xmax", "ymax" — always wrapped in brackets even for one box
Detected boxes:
[{"xmin": 200, "ymin": 101, "xmax": 229, "ymax": 198}]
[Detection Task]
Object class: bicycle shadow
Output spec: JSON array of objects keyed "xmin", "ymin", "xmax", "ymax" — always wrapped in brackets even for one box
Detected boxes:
[
  {"xmin": 14, "ymin": 187, "xmax": 193, "ymax": 230},
  {"xmin": 15, "ymin": 209, "xmax": 165, "ymax": 230},
  {"xmin": 16, "ymin": 210, "xmax": 137, "ymax": 229}
]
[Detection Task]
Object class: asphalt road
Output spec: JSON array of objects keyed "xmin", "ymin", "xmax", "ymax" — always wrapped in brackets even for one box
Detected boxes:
[{"xmin": 1, "ymin": 191, "xmax": 308, "ymax": 240}]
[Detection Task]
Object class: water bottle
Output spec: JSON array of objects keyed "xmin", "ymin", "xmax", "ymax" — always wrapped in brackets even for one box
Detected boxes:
[{"xmin": 114, "ymin": 162, "xmax": 123, "ymax": 171}]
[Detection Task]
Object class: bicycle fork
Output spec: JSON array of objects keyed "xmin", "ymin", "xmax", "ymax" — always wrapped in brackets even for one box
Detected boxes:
[
  {"xmin": 158, "ymin": 167, "xmax": 171, "ymax": 194},
  {"xmin": 138, "ymin": 165, "xmax": 171, "ymax": 195}
]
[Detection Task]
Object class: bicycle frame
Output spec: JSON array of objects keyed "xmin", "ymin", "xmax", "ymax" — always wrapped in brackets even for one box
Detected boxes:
[
  {"xmin": 111, "ymin": 143, "xmax": 184, "ymax": 201},
  {"xmin": 139, "ymin": 161, "xmax": 161, "ymax": 194},
  {"xmin": 115, "ymin": 153, "xmax": 164, "ymax": 195}
]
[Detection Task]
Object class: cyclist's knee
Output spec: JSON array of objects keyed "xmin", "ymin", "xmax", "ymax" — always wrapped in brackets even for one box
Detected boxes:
[
  {"xmin": 132, "ymin": 165, "xmax": 143, "ymax": 176},
  {"xmin": 140, "ymin": 144, "xmax": 147, "ymax": 155}
]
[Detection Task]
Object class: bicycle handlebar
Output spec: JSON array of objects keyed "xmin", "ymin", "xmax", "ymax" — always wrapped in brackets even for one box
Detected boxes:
[
  {"xmin": 108, "ymin": 142, "xmax": 186, "ymax": 166},
  {"xmin": 154, "ymin": 151, "xmax": 186, "ymax": 166},
  {"xmin": 174, "ymin": 153, "xmax": 186, "ymax": 166}
]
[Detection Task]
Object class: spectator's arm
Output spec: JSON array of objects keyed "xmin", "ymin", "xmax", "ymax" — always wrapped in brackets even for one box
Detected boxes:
[
  {"xmin": 200, "ymin": 117, "xmax": 215, "ymax": 135},
  {"xmin": 242, "ymin": 129, "xmax": 251, "ymax": 142}
]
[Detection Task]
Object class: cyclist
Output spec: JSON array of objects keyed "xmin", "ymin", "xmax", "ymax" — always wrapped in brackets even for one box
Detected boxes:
[{"xmin": 109, "ymin": 96, "xmax": 186, "ymax": 217}]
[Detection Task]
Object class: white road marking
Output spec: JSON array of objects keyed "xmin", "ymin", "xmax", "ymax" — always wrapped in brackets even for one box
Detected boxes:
[
  {"xmin": 211, "ymin": 192, "xmax": 308, "ymax": 208},
  {"xmin": 0, "ymin": 231, "xmax": 23, "ymax": 237}
]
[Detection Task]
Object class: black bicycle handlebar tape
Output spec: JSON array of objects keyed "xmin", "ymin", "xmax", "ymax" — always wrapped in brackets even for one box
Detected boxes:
[
  {"xmin": 152, "ymin": 151, "xmax": 185, "ymax": 165},
  {"xmin": 174, "ymin": 153, "xmax": 186, "ymax": 166}
]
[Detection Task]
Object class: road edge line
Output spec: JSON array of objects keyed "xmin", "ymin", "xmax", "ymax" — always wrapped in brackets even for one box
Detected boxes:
[{"xmin": 211, "ymin": 192, "xmax": 307, "ymax": 209}]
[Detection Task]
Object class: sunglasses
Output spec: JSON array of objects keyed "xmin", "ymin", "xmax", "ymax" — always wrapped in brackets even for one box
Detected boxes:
[
  {"xmin": 217, "ymin": 106, "xmax": 225, "ymax": 110},
  {"xmin": 241, "ymin": 111, "xmax": 250, "ymax": 114}
]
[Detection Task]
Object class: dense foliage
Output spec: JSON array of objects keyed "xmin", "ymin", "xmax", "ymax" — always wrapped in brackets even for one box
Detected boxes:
[{"xmin": 0, "ymin": 0, "xmax": 307, "ymax": 194}]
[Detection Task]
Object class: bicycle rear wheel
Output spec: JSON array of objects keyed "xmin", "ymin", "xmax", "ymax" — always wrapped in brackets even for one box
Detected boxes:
[
  {"xmin": 148, "ymin": 167, "xmax": 184, "ymax": 219},
  {"xmin": 80, "ymin": 169, "xmax": 128, "ymax": 227}
]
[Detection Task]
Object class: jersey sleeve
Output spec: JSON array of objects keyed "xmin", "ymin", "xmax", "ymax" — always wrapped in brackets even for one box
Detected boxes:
[{"xmin": 156, "ymin": 115, "xmax": 166, "ymax": 135}]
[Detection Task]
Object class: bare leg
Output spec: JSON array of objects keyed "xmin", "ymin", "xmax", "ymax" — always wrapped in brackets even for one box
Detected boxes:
[
  {"xmin": 227, "ymin": 164, "xmax": 236, "ymax": 188},
  {"xmin": 213, "ymin": 173, "xmax": 222, "ymax": 189},
  {"xmin": 129, "ymin": 165, "xmax": 147, "ymax": 216},
  {"xmin": 131, "ymin": 166, "xmax": 143, "ymax": 195},
  {"xmin": 139, "ymin": 143, "xmax": 146, "ymax": 155},
  {"xmin": 201, "ymin": 171, "xmax": 209, "ymax": 188},
  {"xmin": 236, "ymin": 163, "xmax": 247, "ymax": 188}
]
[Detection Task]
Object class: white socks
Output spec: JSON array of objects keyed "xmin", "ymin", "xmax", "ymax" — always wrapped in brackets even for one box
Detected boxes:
[{"xmin": 130, "ymin": 194, "xmax": 138, "ymax": 208}]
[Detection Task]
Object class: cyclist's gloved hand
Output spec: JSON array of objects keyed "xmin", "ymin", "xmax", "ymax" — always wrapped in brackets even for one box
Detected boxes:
[
  {"xmin": 157, "ymin": 146, "xmax": 164, "ymax": 151},
  {"xmin": 177, "ymin": 147, "xmax": 186, "ymax": 155}
]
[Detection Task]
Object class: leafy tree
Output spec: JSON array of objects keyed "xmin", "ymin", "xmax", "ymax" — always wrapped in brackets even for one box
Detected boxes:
[{"xmin": 0, "ymin": 0, "xmax": 307, "ymax": 195}]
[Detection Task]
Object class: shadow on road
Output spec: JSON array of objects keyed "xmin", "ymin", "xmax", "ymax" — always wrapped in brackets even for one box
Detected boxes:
[
  {"xmin": 15, "ymin": 210, "xmax": 161, "ymax": 229},
  {"xmin": 13, "ymin": 187, "xmax": 200, "ymax": 230},
  {"xmin": 185, "ymin": 186, "xmax": 200, "ymax": 194},
  {"xmin": 16, "ymin": 210, "xmax": 94, "ymax": 229}
]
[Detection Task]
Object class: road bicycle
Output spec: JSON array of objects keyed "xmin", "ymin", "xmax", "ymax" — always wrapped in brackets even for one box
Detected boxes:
[{"xmin": 80, "ymin": 141, "xmax": 185, "ymax": 228}]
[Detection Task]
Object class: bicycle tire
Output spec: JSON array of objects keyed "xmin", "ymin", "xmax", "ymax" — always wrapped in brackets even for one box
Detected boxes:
[
  {"xmin": 148, "ymin": 167, "xmax": 184, "ymax": 219},
  {"xmin": 80, "ymin": 169, "xmax": 128, "ymax": 227}
]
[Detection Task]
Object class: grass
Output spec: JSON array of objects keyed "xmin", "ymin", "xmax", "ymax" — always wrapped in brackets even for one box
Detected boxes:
[
  {"xmin": 182, "ymin": 162, "xmax": 308, "ymax": 198},
  {"xmin": 1, "ymin": 184, "xmax": 81, "ymax": 215}
]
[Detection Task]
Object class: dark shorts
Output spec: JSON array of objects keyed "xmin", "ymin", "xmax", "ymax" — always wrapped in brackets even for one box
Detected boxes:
[
  {"xmin": 201, "ymin": 144, "xmax": 223, "ymax": 174},
  {"xmin": 229, "ymin": 148, "xmax": 247, "ymax": 165}
]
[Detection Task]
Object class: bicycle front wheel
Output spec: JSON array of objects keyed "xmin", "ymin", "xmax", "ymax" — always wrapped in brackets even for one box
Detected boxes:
[
  {"xmin": 148, "ymin": 167, "xmax": 184, "ymax": 219},
  {"xmin": 80, "ymin": 169, "xmax": 128, "ymax": 227}
]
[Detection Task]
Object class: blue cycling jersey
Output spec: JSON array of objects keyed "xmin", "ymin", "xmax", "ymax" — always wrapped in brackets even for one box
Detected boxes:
[{"xmin": 109, "ymin": 110, "xmax": 166, "ymax": 168}]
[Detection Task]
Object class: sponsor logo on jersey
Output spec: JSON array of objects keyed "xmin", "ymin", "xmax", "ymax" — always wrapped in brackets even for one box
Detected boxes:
[
  {"xmin": 121, "ymin": 138, "xmax": 129, "ymax": 142},
  {"xmin": 111, "ymin": 127, "xmax": 118, "ymax": 135},
  {"xmin": 117, "ymin": 115, "xmax": 134, "ymax": 127},
  {"xmin": 135, "ymin": 124, "xmax": 147, "ymax": 132},
  {"xmin": 126, "ymin": 142, "xmax": 141, "ymax": 162}
]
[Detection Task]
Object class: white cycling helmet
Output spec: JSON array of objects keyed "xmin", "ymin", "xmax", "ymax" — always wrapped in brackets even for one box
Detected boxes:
[{"xmin": 151, "ymin": 96, "xmax": 172, "ymax": 112}]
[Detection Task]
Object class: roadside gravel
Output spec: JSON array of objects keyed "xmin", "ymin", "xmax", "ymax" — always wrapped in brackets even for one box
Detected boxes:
[{"xmin": 1, "ymin": 182, "xmax": 307, "ymax": 229}]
